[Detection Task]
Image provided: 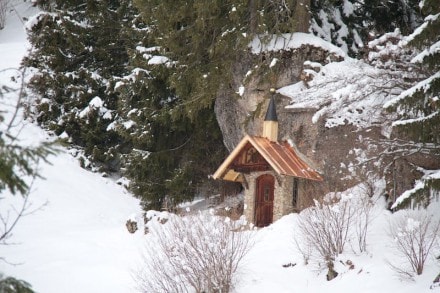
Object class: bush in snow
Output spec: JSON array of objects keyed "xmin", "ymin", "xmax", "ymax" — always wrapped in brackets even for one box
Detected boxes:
[
  {"xmin": 297, "ymin": 198, "xmax": 355, "ymax": 263},
  {"xmin": 387, "ymin": 211, "xmax": 440, "ymax": 278},
  {"xmin": 296, "ymin": 182, "xmax": 378, "ymax": 266},
  {"xmin": 136, "ymin": 212, "xmax": 255, "ymax": 293}
]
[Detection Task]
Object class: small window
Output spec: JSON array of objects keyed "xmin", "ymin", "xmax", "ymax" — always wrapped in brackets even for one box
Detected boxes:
[
  {"xmin": 264, "ymin": 185, "xmax": 270, "ymax": 201},
  {"xmin": 292, "ymin": 178, "xmax": 299, "ymax": 207}
]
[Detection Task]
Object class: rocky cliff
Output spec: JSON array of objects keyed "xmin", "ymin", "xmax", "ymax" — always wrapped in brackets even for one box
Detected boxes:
[{"xmin": 214, "ymin": 35, "xmax": 439, "ymax": 207}]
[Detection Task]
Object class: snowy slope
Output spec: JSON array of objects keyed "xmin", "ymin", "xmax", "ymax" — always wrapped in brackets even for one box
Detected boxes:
[
  {"xmin": 236, "ymin": 203, "xmax": 439, "ymax": 293},
  {"xmin": 1, "ymin": 2, "xmax": 439, "ymax": 293},
  {"xmin": 0, "ymin": 2, "xmax": 143, "ymax": 292}
]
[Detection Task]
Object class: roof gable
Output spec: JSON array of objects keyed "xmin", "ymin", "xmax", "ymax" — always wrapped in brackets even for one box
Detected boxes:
[{"xmin": 213, "ymin": 135, "xmax": 323, "ymax": 182}]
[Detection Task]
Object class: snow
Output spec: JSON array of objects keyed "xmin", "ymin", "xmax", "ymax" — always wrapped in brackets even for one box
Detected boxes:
[
  {"xmin": 269, "ymin": 58, "xmax": 278, "ymax": 68},
  {"xmin": 281, "ymin": 59, "xmax": 395, "ymax": 129},
  {"xmin": 411, "ymin": 39, "xmax": 440, "ymax": 63},
  {"xmin": 123, "ymin": 120, "xmax": 135, "ymax": 129},
  {"xmin": 250, "ymin": 32, "xmax": 346, "ymax": 58},
  {"xmin": 402, "ymin": 13, "xmax": 440, "ymax": 45},
  {"xmin": 78, "ymin": 96, "xmax": 111, "ymax": 120},
  {"xmin": 392, "ymin": 111, "xmax": 439, "ymax": 127},
  {"xmin": 1, "ymin": 2, "xmax": 440, "ymax": 293},
  {"xmin": 147, "ymin": 55, "xmax": 169, "ymax": 65},
  {"xmin": 384, "ymin": 71, "xmax": 440, "ymax": 109},
  {"xmin": 236, "ymin": 201, "xmax": 438, "ymax": 293},
  {"xmin": 391, "ymin": 180, "xmax": 427, "ymax": 209},
  {"xmin": 311, "ymin": 10, "xmax": 334, "ymax": 45},
  {"xmin": 135, "ymin": 45, "xmax": 160, "ymax": 53},
  {"xmin": 343, "ymin": 0, "xmax": 354, "ymax": 17},
  {"xmin": 237, "ymin": 85, "xmax": 245, "ymax": 96},
  {"xmin": 59, "ymin": 131, "xmax": 69, "ymax": 139},
  {"xmin": 392, "ymin": 169, "xmax": 440, "ymax": 209},
  {"xmin": 135, "ymin": 45, "xmax": 170, "ymax": 65},
  {"xmin": 1, "ymin": 2, "xmax": 143, "ymax": 292},
  {"xmin": 89, "ymin": 96, "xmax": 104, "ymax": 108}
]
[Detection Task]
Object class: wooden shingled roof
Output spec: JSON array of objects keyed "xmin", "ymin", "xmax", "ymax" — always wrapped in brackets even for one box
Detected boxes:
[{"xmin": 213, "ymin": 135, "xmax": 323, "ymax": 182}]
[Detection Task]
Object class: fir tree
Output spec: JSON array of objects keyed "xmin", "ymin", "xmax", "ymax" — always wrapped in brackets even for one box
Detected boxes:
[
  {"xmin": 115, "ymin": 40, "xmax": 228, "ymax": 209},
  {"xmin": 0, "ymin": 274, "xmax": 34, "ymax": 293},
  {"xmin": 133, "ymin": 0, "xmax": 302, "ymax": 117},
  {"xmin": 25, "ymin": 0, "xmax": 138, "ymax": 171},
  {"xmin": 311, "ymin": 0, "xmax": 422, "ymax": 57},
  {"xmin": 0, "ymin": 87, "xmax": 53, "ymax": 196},
  {"xmin": 384, "ymin": 0, "xmax": 440, "ymax": 208},
  {"xmin": 111, "ymin": 0, "xmax": 304, "ymax": 209}
]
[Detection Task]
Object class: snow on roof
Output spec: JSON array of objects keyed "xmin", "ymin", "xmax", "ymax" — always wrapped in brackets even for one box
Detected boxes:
[{"xmin": 249, "ymin": 32, "xmax": 346, "ymax": 58}]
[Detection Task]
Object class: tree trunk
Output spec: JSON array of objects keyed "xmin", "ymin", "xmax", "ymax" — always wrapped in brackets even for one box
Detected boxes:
[{"xmin": 294, "ymin": 0, "xmax": 311, "ymax": 33}]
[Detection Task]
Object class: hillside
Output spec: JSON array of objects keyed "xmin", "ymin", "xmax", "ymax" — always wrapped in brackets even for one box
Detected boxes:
[
  {"xmin": 1, "ymin": 1, "xmax": 439, "ymax": 293},
  {"xmin": 0, "ymin": 2, "xmax": 142, "ymax": 292}
]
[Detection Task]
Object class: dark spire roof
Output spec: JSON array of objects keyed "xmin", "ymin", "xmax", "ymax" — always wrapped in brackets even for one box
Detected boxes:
[{"xmin": 264, "ymin": 95, "xmax": 278, "ymax": 121}]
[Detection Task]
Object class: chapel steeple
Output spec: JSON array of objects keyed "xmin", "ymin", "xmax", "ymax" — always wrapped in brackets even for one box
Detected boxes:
[{"xmin": 262, "ymin": 88, "xmax": 278, "ymax": 142}]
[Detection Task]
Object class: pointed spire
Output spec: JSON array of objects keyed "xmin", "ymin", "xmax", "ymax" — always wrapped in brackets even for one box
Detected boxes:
[
  {"xmin": 262, "ymin": 88, "xmax": 279, "ymax": 142},
  {"xmin": 264, "ymin": 94, "xmax": 278, "ymax": 121}
]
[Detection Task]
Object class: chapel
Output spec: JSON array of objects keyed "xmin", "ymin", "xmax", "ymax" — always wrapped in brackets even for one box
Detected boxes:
[{"xmin": 213, "ymin": 89, "xmax": 323, "ymax": 227}]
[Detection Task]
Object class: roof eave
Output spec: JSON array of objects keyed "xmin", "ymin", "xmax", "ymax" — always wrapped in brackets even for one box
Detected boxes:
[{"xmin": 212, "ymin": 135, "xmax": 252, "ymax": 180}]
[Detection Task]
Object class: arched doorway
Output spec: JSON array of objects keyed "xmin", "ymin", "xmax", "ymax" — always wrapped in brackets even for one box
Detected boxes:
[{"xmin": 255, "ymin": 174, "xmax": 274, "ymax": 227}]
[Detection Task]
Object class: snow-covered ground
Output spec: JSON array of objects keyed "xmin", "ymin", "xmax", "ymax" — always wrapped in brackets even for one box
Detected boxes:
[
  {"xmin": 0, "ymin": 2, "xmax": 142, "ymax": 292},
  {"xmin": 1, "ymin": 1, "xmax": 439, "ymax": 293}
]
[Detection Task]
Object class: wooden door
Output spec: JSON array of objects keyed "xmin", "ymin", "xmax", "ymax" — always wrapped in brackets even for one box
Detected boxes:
[{"xmin": 255, "ymin": 174, "xmax": 274, "ymax": 227}]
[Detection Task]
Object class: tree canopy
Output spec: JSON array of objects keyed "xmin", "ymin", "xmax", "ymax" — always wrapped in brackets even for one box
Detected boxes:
[
  {"xmin": 384, "ymin": 0, "xmax": 440, "ymax": 208},
  {"xmin": 25, "ymin": 0, "xmax": 439, "ymax": 211}
]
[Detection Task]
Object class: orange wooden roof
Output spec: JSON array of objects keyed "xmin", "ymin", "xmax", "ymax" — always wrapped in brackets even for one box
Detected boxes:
[{"xmin": 213, "ymin": 135, "xmax": 323, "ymax": 182}]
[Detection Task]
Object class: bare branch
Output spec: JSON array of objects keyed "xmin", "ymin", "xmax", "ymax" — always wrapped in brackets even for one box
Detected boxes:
[
  {"xmin": 136, "ymin": 213, "xmax": 255, "ymax": 293},
  {"xmin": 0, "ymin": 162, "xmax": 42, "ymax": 245},
  {"xmin": 387, "ymin": 211, "xmax": 440, "ymax": 277}
]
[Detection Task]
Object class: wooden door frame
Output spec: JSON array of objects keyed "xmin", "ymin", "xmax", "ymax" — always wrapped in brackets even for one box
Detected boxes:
[{"xmin": 254, "ymin": 174, "xmax": 274, "ymax": 227}]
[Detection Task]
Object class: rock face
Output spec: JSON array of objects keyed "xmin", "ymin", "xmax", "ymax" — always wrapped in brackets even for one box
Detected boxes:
[
  {"xmin": 214, "ymin": 43, "xmax": 439, "ymax": 205},
  {"xmin": 215, "ymin": 45, "xmax": 353, "ymax": 198},
  {"xmin": 215, "ymin": 45, "xmax": 341, "ymax": 152}
]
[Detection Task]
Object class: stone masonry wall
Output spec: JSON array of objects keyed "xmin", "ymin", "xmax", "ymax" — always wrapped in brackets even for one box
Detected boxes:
[{"xmin": 243, "ymin": 170, "xmax": 314, "ymax": 225}]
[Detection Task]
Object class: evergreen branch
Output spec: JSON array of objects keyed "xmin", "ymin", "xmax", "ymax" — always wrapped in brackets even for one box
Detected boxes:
[
  {"xmin": 134, "ymin": 135, "xmax": 192, "ymax": 155},
  {"xmin": 0, "ymin": 163, "xmax": 38, "ymax": 245}
]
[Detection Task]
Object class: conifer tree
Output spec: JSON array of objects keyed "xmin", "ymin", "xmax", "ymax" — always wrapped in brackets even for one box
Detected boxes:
[
  {"xmin": 133, "ymin": 0, "xmax": 301, "ymax": 117},
  {"xmin": 311, "ymin": 0, "xmax": 421, "ymax": 56},
  {"xmin": 0, "ymin": 274, "xmax": 34, "ymax": 293},
  {"xmin": 111, "ymin": 0, "xmax": 303, "ymax": 209},
  {"xmin": 384, "ymin": 0, "xmax": 440, "ymax": 208},
  {"xmin": 25, "ymin": 0, "xmax": 138, "ymax": 171},
  {"xmin": 114, "ymin": 34, "xmax": 228, "ymax": 209}
]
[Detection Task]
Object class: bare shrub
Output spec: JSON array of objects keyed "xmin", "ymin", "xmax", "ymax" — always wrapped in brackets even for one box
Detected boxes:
[
  {"xmin": 388, "ymin": 211, "xmax": 440, "ymax": 277},
  {"xmin": 353, "ymin": 195, "xmax": 373, "ymax": 253},
  {"xmin": 136, "ymin": 212, "xmax": 255, "ymax": 293},
  {"xmin": 354, "ymin": 180, "xmax": 376, "ymax": 252},
  {"xmin": 297, "ymin": 198, "xmax": 355, "ymax": 262},
  {"xmin": 296, "ymin": 183, "xmax": 378, "ymax": 265}
]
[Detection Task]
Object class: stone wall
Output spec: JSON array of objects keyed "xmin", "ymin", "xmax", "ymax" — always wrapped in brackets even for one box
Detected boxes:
[{"xmin": 243, "ymin": 170, "xmax": 319, "ymax": 225}]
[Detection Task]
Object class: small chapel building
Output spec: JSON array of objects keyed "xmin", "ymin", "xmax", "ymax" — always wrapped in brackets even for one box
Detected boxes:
[{"xmin": 213, "ymin": 91, "xmax": 323, "ymax": 227}]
